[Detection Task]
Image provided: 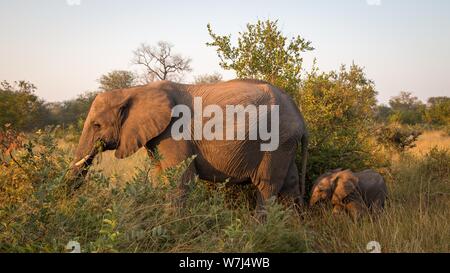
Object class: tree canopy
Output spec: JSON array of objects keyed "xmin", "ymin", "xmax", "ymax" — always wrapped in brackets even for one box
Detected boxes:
[
  {"xmin": 98, "ymin": 70, "xmax": 137, "ymax": 91},
  {"xmin": 207, "ymin": 19, "xmax": 313, "ymax": 97}
]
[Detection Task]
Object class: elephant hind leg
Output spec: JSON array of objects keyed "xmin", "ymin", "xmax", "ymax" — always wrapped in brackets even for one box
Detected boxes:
[
  {"xmin": 279, "ymin": 160, "xmax": 303, "ymax": 208},
  {"xmin": 251, "ymin": 150, "xmax": 294, "ymax": 220},
  {"xmin": 148, "ymin": 134, "xmax": 197, "ymax": 210}
]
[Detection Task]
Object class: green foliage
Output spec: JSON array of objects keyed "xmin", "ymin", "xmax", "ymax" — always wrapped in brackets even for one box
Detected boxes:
[
  {"xmin": 98, "ymin": 70, "xmax": 137, "ymax": 91},
  {"xmin": 374, "ymin": 94, "xmax": 449, "ymax": 129},
  {"xmin": 0, "ymin": 80, "xmax": 98, "ymax": 130},
  {"xmin": 207, "ymin": 19, "xmax": 313, "ymax": 97},
  {"xmin": 389, "ymin": 110, "xmax": 424, "ymax": 125},
  {"xmin": 298, "ymin": 64, "xmax": 385, "ymax": 184},
  {"xmin": 0, "ymin": 81, "xmax": 50, "ymax": 131},
  {"xmin": 389, "ymin": 91, "xmax": 424, "ymax": 111}
]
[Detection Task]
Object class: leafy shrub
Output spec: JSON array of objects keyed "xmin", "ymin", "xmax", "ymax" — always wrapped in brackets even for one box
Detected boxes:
[{"xmin": 298, "ymin": 64, "xmax": 389, "ymax": 189}]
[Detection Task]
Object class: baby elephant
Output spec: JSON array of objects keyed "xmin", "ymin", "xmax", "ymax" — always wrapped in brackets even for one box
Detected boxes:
[{"xmin": 309, "ymin": 169, "xmax": 388, "ymax": 219}]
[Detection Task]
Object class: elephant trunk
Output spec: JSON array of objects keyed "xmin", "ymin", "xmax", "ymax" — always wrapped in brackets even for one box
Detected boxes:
[
  {"xmin": 69, "ymin": 152, "xmax": 95, "ymax": 179},
  {"xmin": 66, "ymin": 128, "xmax": 101, "ymax": 191},
  {"xmin": 309, "ymin": 195, "xmax": 319, "ymax": 207},
  {"xmin": 309, "ymin": 187, "xmax": 325, "ymax": 207}
]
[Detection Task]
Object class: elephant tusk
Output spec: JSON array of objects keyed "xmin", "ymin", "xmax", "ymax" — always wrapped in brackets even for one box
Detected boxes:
[{"xmin": 74, "ymin": 155, "xmax": 90, "ymax": 167}]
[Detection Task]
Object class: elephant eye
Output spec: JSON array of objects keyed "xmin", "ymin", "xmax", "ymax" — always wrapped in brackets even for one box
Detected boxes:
[{"xmin": 93, "ymin": 122, "xmax": 101, "ymax": 129}]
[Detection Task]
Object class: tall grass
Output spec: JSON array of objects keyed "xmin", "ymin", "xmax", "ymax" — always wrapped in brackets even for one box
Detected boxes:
[
  {"xmin": 0, "ymin": 128, "xmax": 448, "ymax": 252},
  {"xmin": 303, "ymin": 148, "xmax": 449, "ymax": 252}
]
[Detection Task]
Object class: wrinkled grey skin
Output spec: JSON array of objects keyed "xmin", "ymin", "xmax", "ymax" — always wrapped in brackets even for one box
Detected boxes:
[
  {"xmin": 351, "ymin": 170, "xmax": 388, "ymax": 210},
  {"xmin": 310, "ymin": 169, "xmax": 388, "ymax": 219},
  {"xmin": 69, "ymin": 79, "xmax": 309, "ymax": 212}
]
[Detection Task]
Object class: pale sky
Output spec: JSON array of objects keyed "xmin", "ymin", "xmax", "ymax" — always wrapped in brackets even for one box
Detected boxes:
[{"xmin": 1, "ymin": 0, "xmax": 449, "ymax": 103}]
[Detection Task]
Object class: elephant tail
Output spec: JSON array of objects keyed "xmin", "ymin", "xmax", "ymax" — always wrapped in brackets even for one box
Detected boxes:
[{"xmin": 300, "ymin": 133, "xmax": 309, "ymax": 200}]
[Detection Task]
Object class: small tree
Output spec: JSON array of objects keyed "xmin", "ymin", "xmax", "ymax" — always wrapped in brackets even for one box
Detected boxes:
[
  {"xmin": 98, "ymin": 70, "xmax": 136, "ymax": 91},
  {"xmin": 194, "ymin": 72, "xmax": 223, "ymax": 84},
  {"xmin": 207, "ymin": 20, "xmax": 313, "ymax": 97},
  {"xmin": 389, "ymin": 91, "xmax": 423, "ymax": 111},
  {"xmin": 388, "ymin": 91, "xmax": 425, "ymax": 125},
  {"xmin": 133, "ymin": 41, "xmax": 192, "ymax": 83}
]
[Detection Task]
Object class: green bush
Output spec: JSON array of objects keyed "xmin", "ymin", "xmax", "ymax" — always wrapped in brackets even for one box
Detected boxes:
[{"xmin": 298, "ymin": 64, "xmax": 389, "ymax": 189}]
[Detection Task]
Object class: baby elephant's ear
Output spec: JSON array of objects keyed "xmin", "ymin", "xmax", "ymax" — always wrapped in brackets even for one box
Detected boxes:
[
  {"xmin": 115, "ymin": 90, "xmax": 173, "ymax": 159},
  {"xmin": 332, "ymin": 171, "xmax": 359, "ymax": 203}
]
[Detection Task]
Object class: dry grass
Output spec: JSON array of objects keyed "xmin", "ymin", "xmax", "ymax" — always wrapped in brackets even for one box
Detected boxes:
[
  {"xmin": 410, "ymin": 130, "xmax": 450, "ymax": 155},
  {"xmin": 92, "ymin": 149, "xmax": 148, "ymax": 182}
]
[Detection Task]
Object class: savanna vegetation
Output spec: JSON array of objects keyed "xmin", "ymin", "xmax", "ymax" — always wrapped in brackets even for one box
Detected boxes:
[{"xmin": 1, "ymin": 19, "xmax": 449, "ymax": 253}]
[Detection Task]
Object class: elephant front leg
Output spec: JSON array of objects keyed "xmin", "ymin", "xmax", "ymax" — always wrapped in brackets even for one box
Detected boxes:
[
  {"xmin": 345, "ymin": 201, "xmax": 364, "ymax": 221},
  {"xmin": 146, "ymin": 135, "xmax": 197, "ymax": 211},
  {"xmin": 173, "ymin": 162, "xmax": 197, "ymax": 210},
  {"xmin": 332, "ymin": 204, "xmax": 346, "ymax": 215}
]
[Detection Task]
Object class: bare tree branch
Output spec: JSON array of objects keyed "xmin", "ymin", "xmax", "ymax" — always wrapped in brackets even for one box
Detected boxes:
[{"xmin": 132, "ymin": 41, "xmax": 192, "ymax": 82}]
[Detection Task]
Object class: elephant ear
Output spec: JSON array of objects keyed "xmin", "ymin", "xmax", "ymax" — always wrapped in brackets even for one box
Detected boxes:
[
  {"xmin": 115, "ymin": 90, "xmax": 173, "ymax": 159},
  {"xmin": 331, "ymin": 170, "xmax": 359, "ymax": 204}
]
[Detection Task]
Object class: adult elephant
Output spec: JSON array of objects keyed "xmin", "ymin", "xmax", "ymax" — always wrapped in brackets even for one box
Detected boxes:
[{"xmin": 68, "ymin": 79, "xmax": 308, "ymax": 211}]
